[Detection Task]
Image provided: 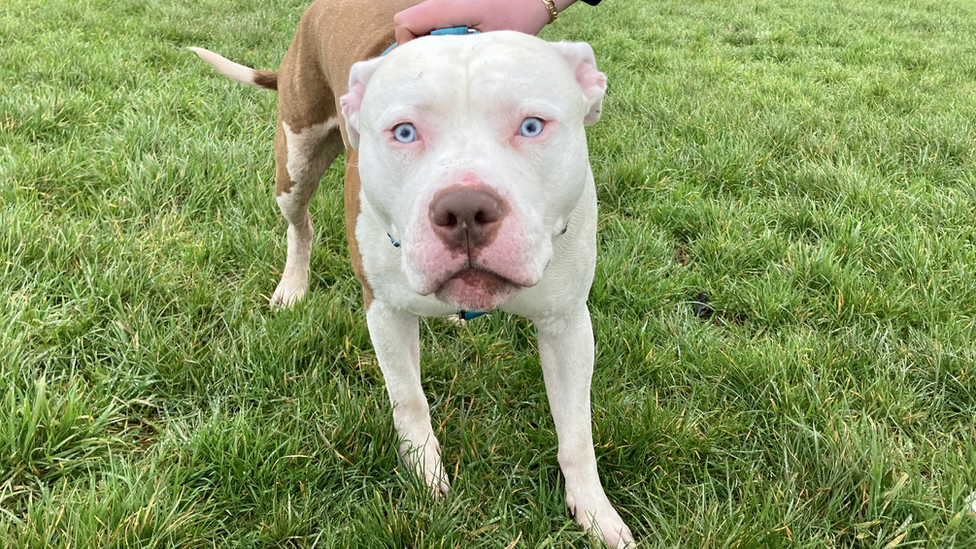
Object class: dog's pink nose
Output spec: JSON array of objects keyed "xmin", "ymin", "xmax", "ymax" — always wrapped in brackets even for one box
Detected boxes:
[{"xmin": 429, "ymin": 188, "xmax": 505, "ymax": 249}]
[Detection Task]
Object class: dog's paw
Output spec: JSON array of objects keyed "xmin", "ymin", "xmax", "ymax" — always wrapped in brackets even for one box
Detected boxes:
[
  {"xmin": 568, "ymin": 491, "xmax": 635, "ymax": 548},
  {"xmin": 270, "ymin": 277, "xmax": 307, "ymax": 309},
  {"xmin": 399, "ymin": 437, "xmax": 450, "ymax": 496}
]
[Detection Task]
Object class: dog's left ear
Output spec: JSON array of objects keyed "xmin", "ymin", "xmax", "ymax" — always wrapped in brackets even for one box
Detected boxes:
[
  {"xmin": 340, "ymin": 56, "xmax": 386, "ymax": 149},
  {"xmin": 549, "ymin": 42, "xmax": 607, "ymax": 126}
]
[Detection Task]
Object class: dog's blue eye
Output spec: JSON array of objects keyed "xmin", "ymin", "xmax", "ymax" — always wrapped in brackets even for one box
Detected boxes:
[
  {"xmin": 519, "ymin": 117, "xmax": 544, "ymax": 137},
  {"xmin": 393, "ymin": 123, "xmax": 416, "ymax": 143}
]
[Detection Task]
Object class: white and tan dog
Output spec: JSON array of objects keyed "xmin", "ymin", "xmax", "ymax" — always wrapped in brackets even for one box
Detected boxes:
[{"xmin": 191, "ymin": 0, "xmax": 632, "ymax": 545}]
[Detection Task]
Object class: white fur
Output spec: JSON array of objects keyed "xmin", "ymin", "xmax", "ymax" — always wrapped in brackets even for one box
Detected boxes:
[
  {"xmin": 188, "ymin": 47, "xmax": 264, "ymax": 88},
  {"xmin": 271, "ymin": 120, "xmax": 337, "ymax": 307},
  {"xmin": 283, "ymin": 120, "xmax": 338, "ymax": 184},
  {"xmin": 342, "ymin": 33, "xmax": 631, "ymax": 547}
]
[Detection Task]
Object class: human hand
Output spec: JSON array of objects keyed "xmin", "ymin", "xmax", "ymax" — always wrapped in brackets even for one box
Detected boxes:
[{"xmin": 394, "ymin": 0, "xmax": 576, "ymax": 45}]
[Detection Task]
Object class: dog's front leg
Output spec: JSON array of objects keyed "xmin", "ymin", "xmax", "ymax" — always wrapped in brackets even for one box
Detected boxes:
[
  {"xmin": 366, "ymin": 300, "xmax": 449, "ymax": 494},
  {"xmin": 536, "ymin": 305, "xmax": 635, "ymax": 548}
]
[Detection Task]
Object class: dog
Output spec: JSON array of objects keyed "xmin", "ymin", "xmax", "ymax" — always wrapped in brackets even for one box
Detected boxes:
[{"xmin": 190, "ymin": 0, "xmax": 632, "ymax": 545}]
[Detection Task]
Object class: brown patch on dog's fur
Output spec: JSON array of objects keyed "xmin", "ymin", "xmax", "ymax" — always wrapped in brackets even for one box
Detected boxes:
[
  {"xmin": 204, "ymin": 0, "xmax": 424, "ymax": 307},
  {"xmin": 253, "ymin": 70, "xmax": 278, "ymax": 90}
]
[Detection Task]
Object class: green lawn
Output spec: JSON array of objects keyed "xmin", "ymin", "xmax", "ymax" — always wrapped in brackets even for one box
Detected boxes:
[{"xmin": 3, "ymin": 0, "xmax": 976, "ymax": 546}]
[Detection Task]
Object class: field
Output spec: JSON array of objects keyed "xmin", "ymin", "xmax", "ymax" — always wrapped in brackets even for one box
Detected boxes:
[{"xmin": 2, "ymin": 0, "xmax": 976, "ymax": 546}]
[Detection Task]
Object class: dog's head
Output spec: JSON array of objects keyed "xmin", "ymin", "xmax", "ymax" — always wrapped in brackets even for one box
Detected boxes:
[{"xmin": 340, "ymin": 31, "xmax": 606, "ymax": 311}]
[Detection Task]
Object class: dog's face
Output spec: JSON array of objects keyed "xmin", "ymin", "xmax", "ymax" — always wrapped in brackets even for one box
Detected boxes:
[{"xmin": 341, "ymin": 31, "xmax": 606, "ymax": 311}]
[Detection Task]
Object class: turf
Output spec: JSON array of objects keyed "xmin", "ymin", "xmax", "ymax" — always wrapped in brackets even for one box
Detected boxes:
[{"xmin": 2, "ymin": 0, "xmax": 976, "ymax": 546}]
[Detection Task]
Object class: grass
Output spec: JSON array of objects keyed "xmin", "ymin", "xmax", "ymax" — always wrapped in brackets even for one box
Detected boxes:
[{"xmin": 2, "ymin": 0, "xmax": 976, "ymax": 546}]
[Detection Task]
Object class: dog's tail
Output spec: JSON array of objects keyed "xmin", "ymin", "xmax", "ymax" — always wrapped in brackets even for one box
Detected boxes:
[{"xmin": 188, "ymin": 47, "xmax": 278, "ymax": 91}]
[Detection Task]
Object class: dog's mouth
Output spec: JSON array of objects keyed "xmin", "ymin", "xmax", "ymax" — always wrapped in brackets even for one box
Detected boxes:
[{"xmin": 433, "ymin": 268, "xmax": 521, "ymax": 311}]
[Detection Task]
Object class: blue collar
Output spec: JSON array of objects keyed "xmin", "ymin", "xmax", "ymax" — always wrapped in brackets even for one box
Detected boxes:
[{"xmin": 381, "ymin": 26, "xmax": 480, "ymax": 57}]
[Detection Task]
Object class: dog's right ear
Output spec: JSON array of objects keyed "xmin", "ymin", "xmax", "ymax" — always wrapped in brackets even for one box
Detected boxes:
[
  {"xmin": 340, "ymin": 56, "xmax": 386, "ymax": 149},
  {"xmin": 548, "ymin": 41, "xmax": 607, "ymax": 126}
]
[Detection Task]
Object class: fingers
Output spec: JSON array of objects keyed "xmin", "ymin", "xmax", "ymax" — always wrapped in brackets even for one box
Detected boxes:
[{"xmin": 394, "ymin": 0, "xmax": 480, "ymax": 45}]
